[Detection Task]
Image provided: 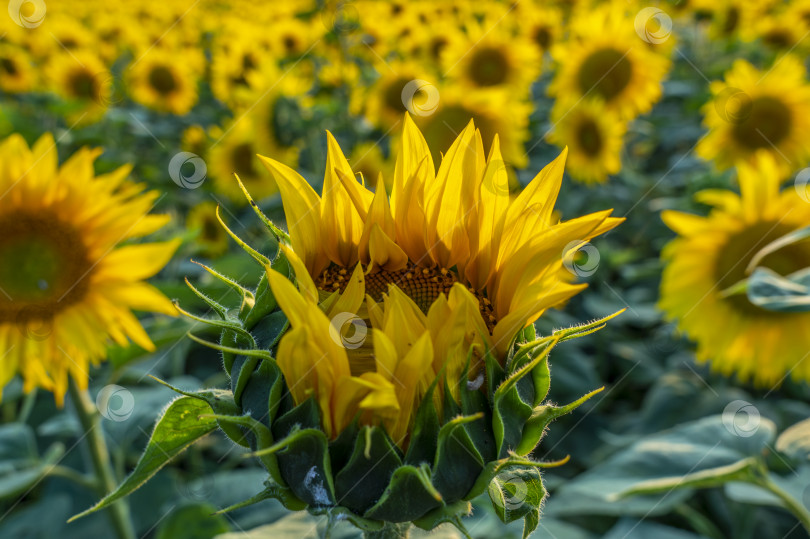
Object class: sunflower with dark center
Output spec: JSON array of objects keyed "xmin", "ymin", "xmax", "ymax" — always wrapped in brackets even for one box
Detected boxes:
[
  {"xmin": 128, "ymin": 51, "xmax": 198, "ymax": 115},
  {"xmin": 698, "ymin": 55, "xmax": 810, "ymax": 176},
  {"xmin": 0, "ymin": 134, "xmax": 179, "ymax": 403},
  {"xmin": 549, "ymin": 3, "xmax": 671, "ymax": 121},
  {"xmin": 547, "ymin": 98, "xmax": 626, "ymax": 184},
  {"xmin": 660, "ymin": 155, "xmax": 810, "ymax": 386},
  {"xmin": 442, "ymin": 20, "xmax": 540, "ymax": 95}
]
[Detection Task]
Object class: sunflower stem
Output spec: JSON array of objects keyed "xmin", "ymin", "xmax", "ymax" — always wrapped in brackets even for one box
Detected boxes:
[
  {"xmin": 754, "ymin": 469, "xmax": 810, "ymax": 534},
  {"xmin": 363, "ymin": 522, "xmax": 411, "ymax": 539},
  {"xmin": 67, "ymin": 378, "xmax": 136, "ymax": 539}
]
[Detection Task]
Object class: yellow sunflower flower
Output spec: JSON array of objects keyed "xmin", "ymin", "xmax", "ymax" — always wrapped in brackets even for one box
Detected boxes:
[
  {"xmin": 549, "ymin": 2, "xmax": 672, "ymax": 120},
  {"xmin": 208, "ymin": 118, "xmax": 280, "ymax": 204},
  {"xmin": 0, "ymin": 134, "xmax": 179, "ymax": 404},
  {"xmin": 697, "ymin": 55, "xmax": 810, "ymax": 177},
  {"xmin": 257, "ymin": 114, "xmax": 622, "ymax": 440},
  {"xmin": 186, "ymin": 201, "xmax": 229, "ymax": 259},
  {"xmin": 128, "ymin": 50, "xmax": 199, "ymax": 115},
  {"xmin": 660, "ymin": 154, "xmax": 810, "ymax": 386},
  {"xmin": 45, "ymin": 51, "xmax": 112, "ymax": 124},
  {"xmin": 0, "ymin": 44, "xmax": 36, "ymax": 94},
  {"xmin": 441, "ymin": 18, "xmax": 541, "ymax": 96},
  {"xmin": 547, "ymin": 98, "xmax": 627, "ymax": 185}
]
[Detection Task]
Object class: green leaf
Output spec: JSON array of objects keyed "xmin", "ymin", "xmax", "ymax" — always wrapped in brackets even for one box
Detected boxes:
[
  {"xmin": 203, "ymin": 413, "xmax": 282, "ymax": 486},
  {"xmin": 69, "ymin": 396, "xmax": 217, "ymax": 522},
  {"xmin": 776, "ymin": 418, "xmax": 810, "ymax": 462},
  {"xmin": 154, "ymin": 503, "xmax": 229, "ymax": 539},
  {"xmin": 213, "ymin": 482, "xmax": 307, "ymax": 514},
  {"xmin": 745, "ymin": 267, "xmax": 810, "ymax": 312},
  {"xmin": 556, "ymin": 415, "xmax": 776, "ymax": 513},
  {"xmin": 148, "ymin": 377, "xmax": 249, "ymax": 448},
  {"xmin": 412, "ymin": 500, "xmax": 472, "ymax": 534}
]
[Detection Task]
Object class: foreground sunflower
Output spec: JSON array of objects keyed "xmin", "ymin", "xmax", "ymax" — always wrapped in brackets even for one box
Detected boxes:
[
  {"xmin": 73, "ymin": 115, "xmax": 622, "ymax": 537},
  {"xmin": 0, "ymin": 134, "xmax": 179, "ymax": 403},
  {"xmin": 660, "ymin": 154, "xmax": 810, "ymax": 386},
  {"xmin": 697, "ymin": 55, "xmax": 810, "ymax": 177}
]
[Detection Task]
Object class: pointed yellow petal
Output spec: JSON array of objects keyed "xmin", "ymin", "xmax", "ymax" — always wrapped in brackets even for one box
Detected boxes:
[
  {"xmin": 392, "ymin": 113, "xmax": 434, "ymax": 220},
  {"xmin": 321, "ymin": 132, "xmax": 364, "ymax": 266},
  {"xmin": 327, "ymin": 263, "xmax": 366, "ymax": 318},
  {"xmin": 258, "ymin": 155, "xmax": 327, "ymax": 275},
  {"xmin": 278, "ymin": 244, "xmax": 318, "ymax": 304}
]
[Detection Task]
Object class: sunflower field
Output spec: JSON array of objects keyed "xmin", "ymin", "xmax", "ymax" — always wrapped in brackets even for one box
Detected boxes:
[{"xmin": 2, "ymin": 0, "xmax": 810, "ymax": 538}]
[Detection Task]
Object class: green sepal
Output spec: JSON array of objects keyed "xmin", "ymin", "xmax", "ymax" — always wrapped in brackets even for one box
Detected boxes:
[
  {"xmin": 464, "ymin": 454, "xmax": 561, "ymax": 502},
  {"xmin": 148, "ymin": 376, "xmax": 249, "ymax": 448},
  {"xmin": 184, "ymin": 277, "xmax": 229, "ymax": 319},
  {"xmin": 220, "ymin": 329, "xmax": 254, "ymax": 376},
  {"xmin": 203, "ymin": 413, "xmax": 283, "ymax": 486},
  {"xmin": 486, "ymin": 466, "xmax": 546, "ymax": 527},
  {"xmin": 516, "ymin": 386, "xmax": 604, "ymax": 456},
  {"xmin": 412, "ymin": 500, "xmax": 472, "ymax": 535},
  {"xmin": 192, "ymin": 260, "xmax": 255, "ymax": 318},
  {"xmin": 250, "ymin": 309, "xmax": 288, "ymax": 351},
  {"xmin": 334, "ymin": 426, "xmax": 403, "ymax": 514},
  {"xmin": 364, "ymin": 464, "xmax": 443, "ymax": 522},
  {"xmin": 239, "ymin": 358, "xmax": 283, "ymax": 429},
  {"xmin": 272, "ymin": 396, "xmax": 321, "ymax": 439},
  {"xmin": 250, "ymin": 426, "xmax": 336, "ymax": 507},
  {"xmin": 458, "ymin": 353, "xmax": 496, "ymax": 463},
  {"xmin": 329, "ymin": 418, "xmax": 360, "ymax": 474},
  {"xmin": 483, "ymin": 345, "xmax": 506, "ymax": 399},
  {"xmin": 404, "ymin": 375, "xmax": 440, "ymax": 466},
  {"xmin": 432, "ymin": 413, "xmax": 485, "ymax": 502},
  {"xmin": 231, "ymin": 355, "xmax": 259, "ymax": 407},
  {"xmin": 493, "ymin": 337, "xmax": 558, "ymax": 457},
  {"xmin": 174, "ymin": 302, "xmax": 255, "ymax": 345},
  {"xmin": 212, "ymin": 481, "xmax": 306, "ymax": 515}
]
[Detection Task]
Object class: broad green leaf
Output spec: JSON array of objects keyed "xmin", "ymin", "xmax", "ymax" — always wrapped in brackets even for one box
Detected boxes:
[
  {"xmin": 775, "ymin": 417, "xmax": 810, "ymax": 462},
  {"xmin": 69, "ymin": 396, "xmax": 217, "ymax": 522},
  {"xmin": 555, "ymin": 415, "xmax": 776, "ymax": 514}
]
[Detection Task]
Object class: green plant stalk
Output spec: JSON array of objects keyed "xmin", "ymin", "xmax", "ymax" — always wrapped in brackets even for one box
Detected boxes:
[
  {"xmin": 67, "ymin": 378, "xmax": 136, "ymax": 539},
  {"xmin": 364, "ymin": 522, "xmax": 411, "ymax": 539},
  {"xmin": 754, "ymin": 473, "xmax": 810, "ymax": 534}
]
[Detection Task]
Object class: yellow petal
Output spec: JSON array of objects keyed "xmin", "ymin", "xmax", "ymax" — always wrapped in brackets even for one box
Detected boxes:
[
  {"xmin": 94, "ymin": 239, "xmax": 181, "ymax": 282},
  {"xmin": 326, "ymin": 262, "xmax": 366, "ymax": 318},
  {"xmin": 279, "ymin": 244, "xmax": 318, "ymax": 305},
  {"xmin": 321, "ymin": 132, "xmax": 364, "ymax": 267},
  {"xmin": 392, "ymin": 113, "xmax": 434, "ymax": 221},
  {"xmin": 258, "ymin": 155, "xmax": 327, "ymax": 276}
]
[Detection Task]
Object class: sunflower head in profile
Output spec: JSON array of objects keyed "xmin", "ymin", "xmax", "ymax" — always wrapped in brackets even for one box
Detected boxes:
[
  {"xmin": 128, "ymin": 50, "xmax": 198, "ymax": 115},
  {"xmin": 0, "ymin": 134, "xmax": 179, "ymax": 404},
  {"xmin": 697, "ymin": 55, "xmax": 810, "ymax": 177},
  {"xmin": 172, "ymin": 114, "xmax": 623, "ymax": 536},
  {"xmin": 660, "ymin": 153, "xmax": 810, "ymax": 387},
  {"xmin": 547, "ymin": 98, "xmax": 626, "ymax": 185},
  {"xmin": 549, "ymin": 2, "xmax": 672, "ymax": 120}
]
